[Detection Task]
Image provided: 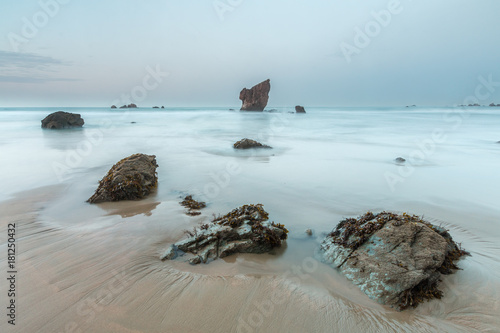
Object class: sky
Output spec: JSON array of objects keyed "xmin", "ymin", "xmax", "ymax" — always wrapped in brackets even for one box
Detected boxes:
[{"xmin": 0, "ymin": 0, "xmax": 499, "ymax": 107}]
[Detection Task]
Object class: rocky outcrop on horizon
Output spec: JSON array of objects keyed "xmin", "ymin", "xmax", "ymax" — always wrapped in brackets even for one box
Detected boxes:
[
  {"xmin": 161, "ymin": 204, "xmax": 288, "ymax": 264},
  {"xmin": 233, "ymin": 138, "xmax": 271, "ymax": 149},
  {"xmin": 87, "ymin": 153, "xmax": 158, "ymax": 203},
  {"xmin": 489, "ymin": 103, "xmax": 500, "ymax": 107},
  {"xmin": 295, "ymin": 105, "xmax": 306, "ymax": 113},
  {"xmin": 111, "ymin": 105, "xmax": 117, "ymax": 109},
  {"xmin": 320, "ymin": 211, "xmax": 469, "ymax": 310},
  {"xmin": 239, "ymin": 79, "xmax": 270, "ymax": 111},
  {"xmin": 41, "ymin": 111, "xmax": 84, "ymax": 129},
  {"xmin": 120, "ymin": 103, "xmax": 138, "ymax": 109}
]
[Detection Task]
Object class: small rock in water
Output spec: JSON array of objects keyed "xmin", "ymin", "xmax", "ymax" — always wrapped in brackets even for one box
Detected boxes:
[
  {"xmin": 305, "ymin": 229, "xmax": 313, "ymax": 236},
  {"xmin": 87, "ymin": 153, "xmax": 158, "ymax": 203},
  {"xmin": 395, "ymin": 157, "xmax": 406, "ymax": 163},
  {"xmin": 320, "ymin": 211, "xmax": 469, "ymax": 310},
  {"xmin": 180, "ymin": 195, "xmax": 206, "ymax": 216},
  {"xmin": 161, "ymin": 204, "xmax": 288, "ymax": 264},
  {"xmin": 295, "ymin": 105, "xmax": 306, "ymax": 113},
  {"xmin": 41, "ymin": 111, "xmax": 84, "ymax": 129},
  {"xmin": 233, "ymin": 138, "xmax": 272, "ymax": 149}
]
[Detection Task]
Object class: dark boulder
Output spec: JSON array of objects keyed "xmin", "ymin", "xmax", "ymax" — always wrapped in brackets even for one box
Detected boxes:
[
  {"xmin": 233, "ymin": 138, "xmax": 271, "ymax": 149},
  {"xmin": 295, "ymin": 105, "xmax": 306, "ymax": 113},
  {"xmin": 320, "ymin": 212, "xmax": 469, "ymax": 310},
  {"xmin": 41, "ymin": 111, "xmax": 84, "ymax": 129},
  {"xmin": 161, "ymin": 204, "xmax": 288, "ymax": 264},
  {"xmin": 87, "ymin": 153, "xmax": 158, "ymax": 203},
  {"xmin": 111, "ymin": 105, "xmax": 117, "ymax": 109},
  {"xmin": 395, "ymin": 157, "xmax": 406, "ymax": 163},
  {"xmin": 239, "ymin": 79, "xmax": 270, "ymax": 111}
]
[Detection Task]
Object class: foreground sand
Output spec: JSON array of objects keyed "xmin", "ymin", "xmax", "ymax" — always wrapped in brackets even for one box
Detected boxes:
[{"xmin": 0, "ymin": 186, "xmax": 498, "ymax": 333}]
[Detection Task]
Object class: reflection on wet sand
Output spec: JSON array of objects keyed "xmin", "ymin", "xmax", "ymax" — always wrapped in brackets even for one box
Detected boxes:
[{"xmin": 101, "ymin": 201, "xmax": 161, "ymax": 218}]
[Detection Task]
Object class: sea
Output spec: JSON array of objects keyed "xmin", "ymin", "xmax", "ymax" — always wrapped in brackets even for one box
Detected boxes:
[{"xmin": 0, "ymin": 106, "xmax": 499, "ymax": 332}]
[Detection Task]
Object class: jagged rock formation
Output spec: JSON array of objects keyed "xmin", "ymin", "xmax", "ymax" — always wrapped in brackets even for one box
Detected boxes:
[
  {"xmin": 320, "ymin": 212, "xmax": 469, "ymax": 310},
  {"xmin": 161, "ymin": 204, "xmax": 288, "ymax": 264},
  {"xmin": 87, "ymin": 153, "xmax": 158, "ymax": 203},
  {"xmin": 239, "ymin": 79, "xmax": 270, "ymax": 111},
  {"xmin": 41, "ymin": 111, "xmax": 84, "ymax": 129}
]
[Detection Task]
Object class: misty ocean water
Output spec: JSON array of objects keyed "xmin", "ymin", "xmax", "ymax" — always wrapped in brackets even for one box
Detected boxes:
[{"xmin": 1, "ymin": 106, "xmax": 499, "ymax": 332}]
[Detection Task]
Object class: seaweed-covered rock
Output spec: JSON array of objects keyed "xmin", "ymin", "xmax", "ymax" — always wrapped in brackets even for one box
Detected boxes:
[
  {"xmin": 180, "ymin": 195, "xmax": 206, "ymax": 216},
  {"xmin": 41, "ymin": 111, "xmax": 84, "ymax": 129},
  {"xmin": 233, "ymin": 138, "xmax": 271, "ymax": 149},
  {"xmin": 320, "ymin": 212, "xmax": 469, "ymax": 310},
  {"xmin": 161, "ymin": 204, "xmax": 288, "ymax": 264},
  {"xmin": 295, "ymin": 105, "xmax": 306, "ymax": 113},
  {"xmin": 87, "ymin": 153, "xmax": 158, "ymax": 203},
  {"xmin": 239, "ymin": 79, "xmax": 270, "ymax": 111}
]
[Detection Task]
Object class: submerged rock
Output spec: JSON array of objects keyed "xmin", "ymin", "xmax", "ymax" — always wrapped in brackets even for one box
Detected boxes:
[
  {"xmin": 233, "ymin": 138, "xmax": 271, "ymax": 149},
  {"xmin": 161, "ymin": 204, "xmax": 288, "ymax": 264},
  {"xmin": 295, "ymin": 105, "xmax": 306, "ymax": 113},
  {"xmin": 41, "ymin": 111, "xmax": 84, "ymax": 129},
  {"xmin": 87, "ymin": 153, "xmax": 158, "ymax": 203},
  {"xmin": 320, "ymin": 212, "xmax": 469, "ymax": 310},
  {"xmin": 395, "ymin": 157, "xmax": 406, "ymax": 163},
  {"xmin": 180, "ymin": 195, "xmax": 206, "ymax": 216},
  {"xmin": 239, "ymin": 79, "xmax": 270, "ymax": 111}
]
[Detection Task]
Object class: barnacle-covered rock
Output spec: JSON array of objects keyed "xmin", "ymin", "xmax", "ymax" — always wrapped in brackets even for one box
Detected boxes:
[
  {"xmin": 320, "ymin": 212, "xmax": 469, "ymax": 310},
  {"xmin": 161, "ymin": 204, "xmax": 288, "ymax": 264},
  {"xmin": 87, "ymin": 153, "xmax": 158, "ymax": 203}
]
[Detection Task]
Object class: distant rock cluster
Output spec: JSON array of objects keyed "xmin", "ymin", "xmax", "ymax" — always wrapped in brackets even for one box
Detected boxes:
[{"xmin": 119, "ymin": 103, "xmax": 138, "ymax": 109}]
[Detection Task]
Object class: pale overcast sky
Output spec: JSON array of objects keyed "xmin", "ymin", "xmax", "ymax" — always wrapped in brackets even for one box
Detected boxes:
[{"xmin": 0, "ymin": 0, "xmax": 499, "ymax": 107}]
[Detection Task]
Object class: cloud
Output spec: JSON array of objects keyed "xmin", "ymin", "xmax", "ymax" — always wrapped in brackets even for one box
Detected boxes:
[
  {"xmin": 0, "ymin": 75, "xmax": 80, "ymax": 83},
  {"xmin": 0, "ymin": 50, "xmax": 69, "ymax": 69},
  {"xmin": 0, "ymin": 50, "xmax": 77, "ymax": 84}
]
